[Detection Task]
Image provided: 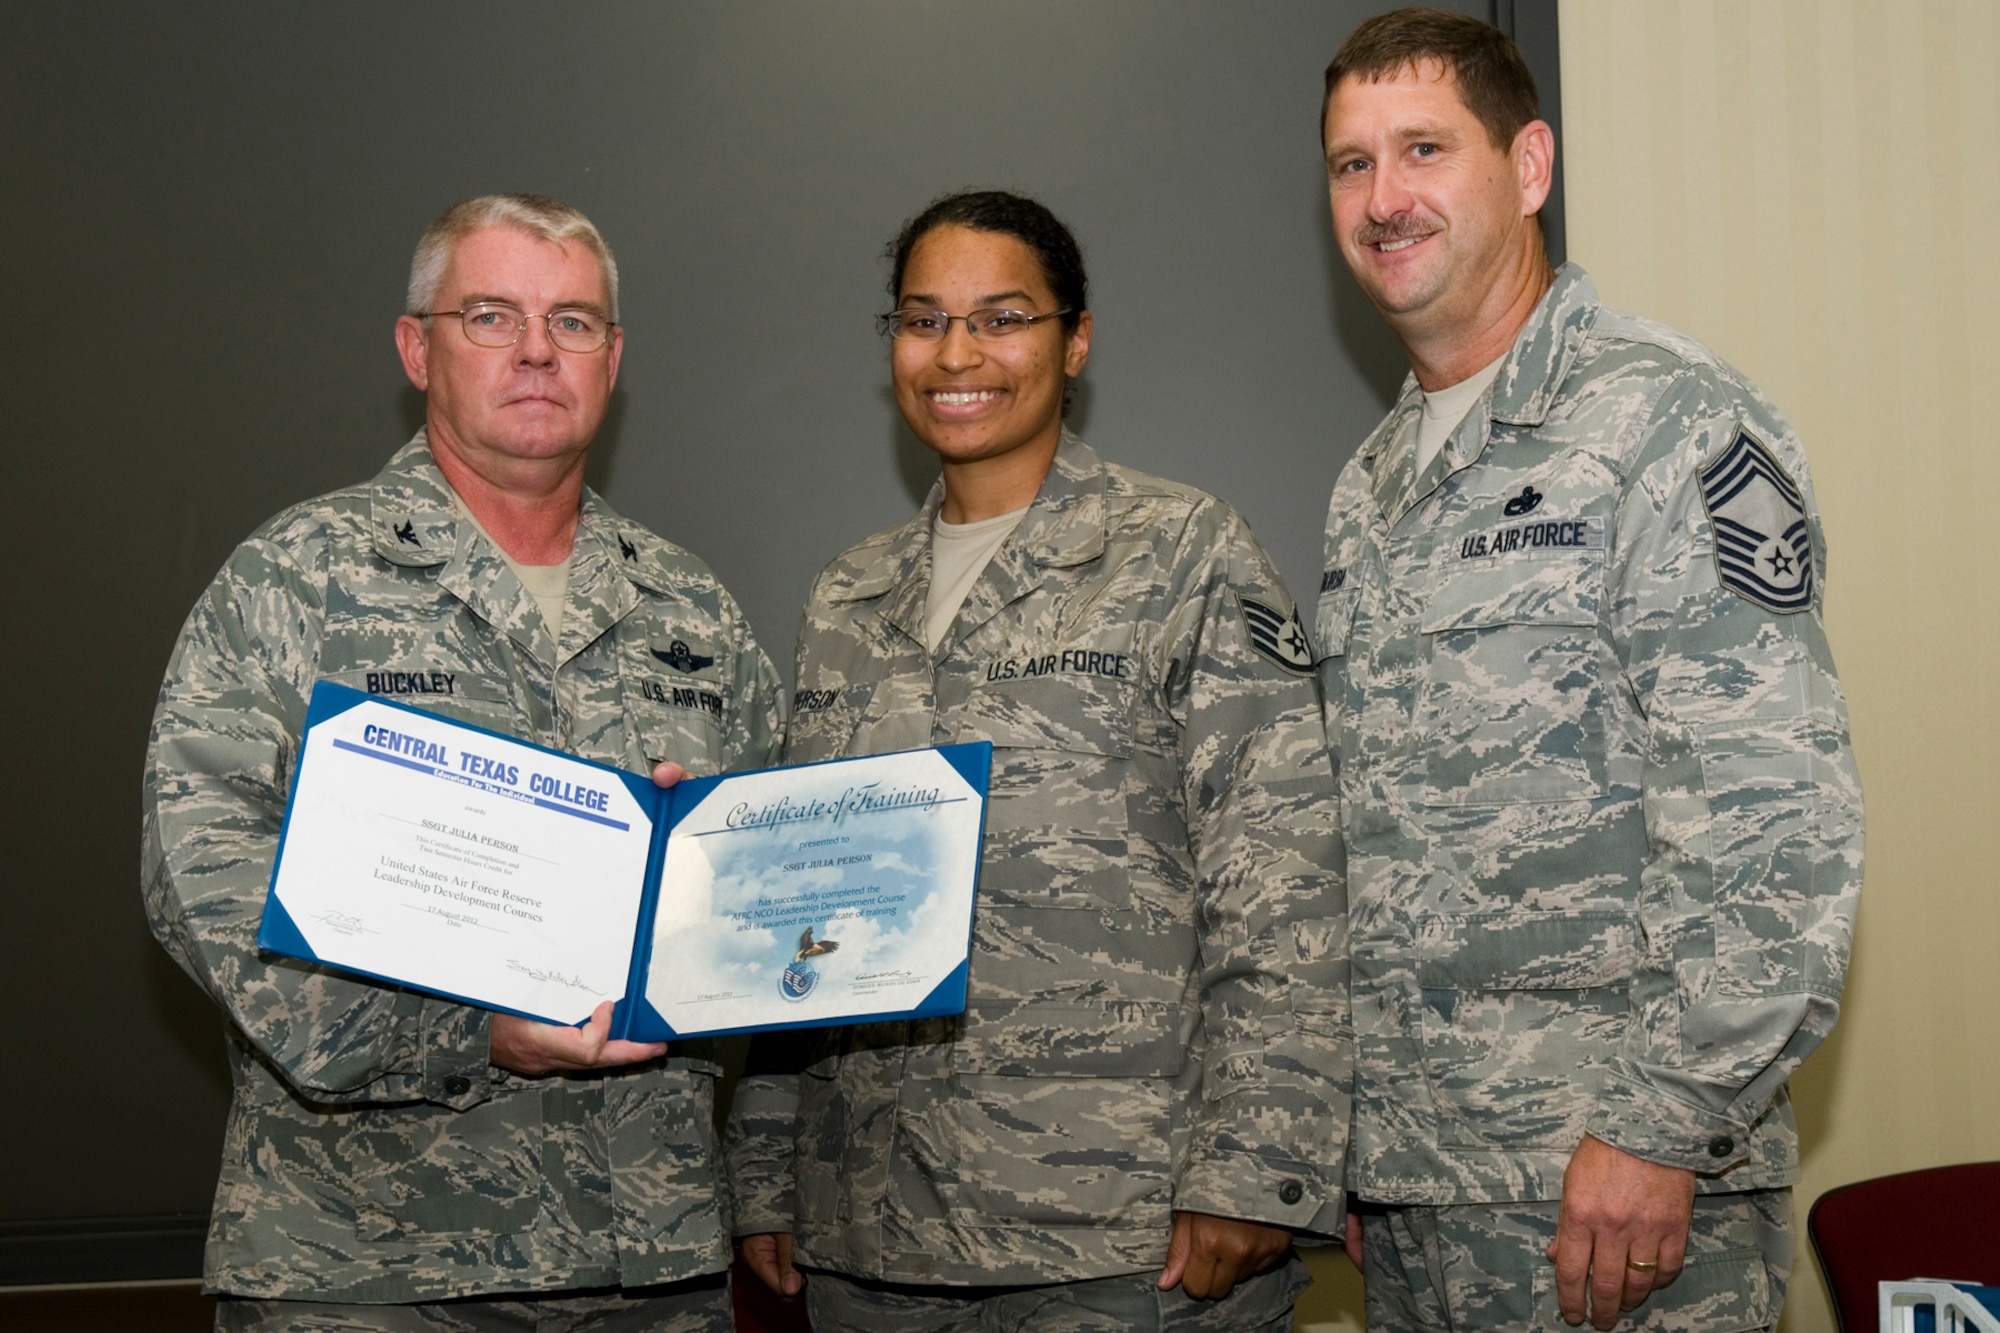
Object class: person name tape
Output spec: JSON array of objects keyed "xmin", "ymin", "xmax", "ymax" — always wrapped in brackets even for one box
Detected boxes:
[
  {"xmin": 793, "ymin": 687, "xmax": 845, "ymax": 713},
  {"xmin": 1698, "ymin": 425, "xmax": 1814, "ymax": 614},
  {"xmin": 363, "ymin": 669, "xmax": 459, "ymax": 696},
  {"xmin": 1239, "ymin": 596, "xmax": 1314, "ymax": 674}
]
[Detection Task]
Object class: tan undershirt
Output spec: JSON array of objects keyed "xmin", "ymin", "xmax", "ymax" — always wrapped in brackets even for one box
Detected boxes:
[
  {"xmin": 452, "ymin": 493, "xmax": 571, "ymax": 644},
  {"xmin": 926, "ymin": 506, "xmax": 1030, "ymax": 652},
  {"xmin": 1415, "ymin": 350, "xmax": 1509, "ymax": 476}
]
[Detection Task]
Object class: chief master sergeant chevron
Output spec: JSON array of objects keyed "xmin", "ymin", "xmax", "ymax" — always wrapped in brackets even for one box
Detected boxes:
[
  {"xmin": 1313, "ymin": 11, "xmax": 1862, "ymax": 1332},
  {"xmin": 142, "ymin": 194, "xmax": 783, "ymax": 1331}
]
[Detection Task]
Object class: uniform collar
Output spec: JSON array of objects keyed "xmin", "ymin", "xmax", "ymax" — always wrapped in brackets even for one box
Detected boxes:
[
  {"xmin": 828, "ymin": 429, "xmax": 1110, "ymax": 651},
  {"xmin": 367, "ymin": 432, "xmax": 461, "ymax": 568},
  {"xmin": 578, "ymin": 488, "xmax": 692, "ymax": 601},
  {"xmin": 1362, "ymin": 263, "xmax": 1601, "ymax": 526},
  {"xmin": 1491, "ymin": 262, "xmax": 1599, "ymax": 429},
  {"xmin": 367, "ymin": 430, "xmax": 668, "ymax": 665}
]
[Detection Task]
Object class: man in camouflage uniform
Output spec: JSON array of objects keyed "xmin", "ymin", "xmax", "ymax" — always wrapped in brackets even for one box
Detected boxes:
[
  {"xmin": 1314, "ymin": 12, "xmax": 1863, "ymax": 1332},
  {"xmin": 143, "ymin": 195, "xmax": 782, "ymax": 1331},
  {"xmin": 725, "ymin": 429, "xmax": 1350, "ymax": 1328}
]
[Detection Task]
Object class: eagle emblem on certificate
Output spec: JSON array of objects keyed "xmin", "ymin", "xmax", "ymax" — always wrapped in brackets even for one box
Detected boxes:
[{"xmin": 781, "ymin": 926, "xmax": 840, "ymax": 1000}]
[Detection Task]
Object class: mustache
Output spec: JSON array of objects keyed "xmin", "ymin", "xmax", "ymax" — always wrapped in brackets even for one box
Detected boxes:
[{"xmin": 1355, "ymin": 212, "xmax": 1440, "ymax": 246}]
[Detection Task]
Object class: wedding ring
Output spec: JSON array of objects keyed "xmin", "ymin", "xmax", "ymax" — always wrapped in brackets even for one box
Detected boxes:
[{"xmin": 1626, "ymin": 1259, "xmax": 1660, "ymax": 1272}]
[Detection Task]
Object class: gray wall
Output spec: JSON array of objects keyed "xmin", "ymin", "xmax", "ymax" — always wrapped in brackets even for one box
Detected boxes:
[{"xmin": 1, "ymin": 0, "xmax": 1548, "ymax": 1270}]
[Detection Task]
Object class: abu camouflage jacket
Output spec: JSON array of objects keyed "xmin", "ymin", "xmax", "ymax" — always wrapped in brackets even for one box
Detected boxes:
[
  {"xmin": 142, "ymin": 435, "xmax": 782, "ymax": 1300},
  {"xmin": 726, "ymin": 435, "xmax": 1350, "ymax": 1285},
  {"xmin": 1317, "ymin": 267, "xmax": 1864, "ymax": 1205}
]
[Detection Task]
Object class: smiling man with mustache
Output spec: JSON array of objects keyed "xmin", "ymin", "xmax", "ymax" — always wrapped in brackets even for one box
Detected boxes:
[{"xmin": 1312, "ymin": 10, "xmax": 1863, "ymax": 1333}]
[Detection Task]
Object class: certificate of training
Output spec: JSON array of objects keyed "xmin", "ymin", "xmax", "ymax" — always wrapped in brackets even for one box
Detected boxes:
[
  {"xmin": 259, "ymin": 680, "xmax": 989, "ymax": 1038},
  {"xmin": 642, "ymin": 747, "xmax": 985, "ymax": 1033}
]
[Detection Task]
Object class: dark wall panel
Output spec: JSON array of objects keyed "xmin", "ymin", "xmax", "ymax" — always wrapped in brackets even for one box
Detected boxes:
[{"xmin": 1, "ymin": 0, "xmax": 1554, "ymax": 1252}]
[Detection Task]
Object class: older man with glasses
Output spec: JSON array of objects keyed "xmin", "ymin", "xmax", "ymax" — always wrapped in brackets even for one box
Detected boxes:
[{"xmin": 143, "ymin": 193, "xmax": 784, "ymax": 1332}]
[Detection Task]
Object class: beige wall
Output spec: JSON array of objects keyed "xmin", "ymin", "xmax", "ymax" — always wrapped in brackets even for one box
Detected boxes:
[{"xmin": 1559, "ymin": 1, "xmax": 2000, "ymax": 1330}]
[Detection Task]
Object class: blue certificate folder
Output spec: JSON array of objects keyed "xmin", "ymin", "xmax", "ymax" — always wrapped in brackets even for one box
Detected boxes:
[{"xmin": 258, "ymin": 680, "xmax": 990, "ymax": 1040}]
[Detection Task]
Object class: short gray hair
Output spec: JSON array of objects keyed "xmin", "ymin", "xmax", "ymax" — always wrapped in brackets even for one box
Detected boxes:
[{"xmin": 406, "ymin": 193, "xmax": 620, "ymax": 322}]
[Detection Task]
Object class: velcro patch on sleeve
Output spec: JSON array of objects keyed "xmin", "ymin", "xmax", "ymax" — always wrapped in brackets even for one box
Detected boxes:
[
  {"xmin": 1698, "ymin": 426, "xmax": 1814, "ymax": 614},
  {"xmin": 1239, "ymin": 595, "xmax": 1316, "ymax": 675}
]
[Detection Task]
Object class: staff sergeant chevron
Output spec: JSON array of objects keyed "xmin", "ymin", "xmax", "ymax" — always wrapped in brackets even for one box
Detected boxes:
[{"xmin": 1238, "ymin": 595, "xmax": 1314, "ymax": 675}]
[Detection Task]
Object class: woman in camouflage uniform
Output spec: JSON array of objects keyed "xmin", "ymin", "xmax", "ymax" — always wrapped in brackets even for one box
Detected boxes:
[{"xmin": 725, "ymin": 191, "xmax": 1350, "ymax": 1333}]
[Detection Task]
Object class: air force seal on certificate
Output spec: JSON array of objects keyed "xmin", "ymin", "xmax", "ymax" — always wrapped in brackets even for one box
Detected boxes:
[
  {"xmin": 780, "ymin": 926, "xmax": 839, "ymax": 1000},
  {"xmin": 1239, "ymin": 595, "xmax": 1315, "ymax": 675},
  {"xmin": 1699, "ymin": 426, "xmax": 1814, "ymax": 614}
]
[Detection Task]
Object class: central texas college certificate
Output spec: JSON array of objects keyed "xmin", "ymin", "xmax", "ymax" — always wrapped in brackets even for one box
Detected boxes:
[{"xmin": 258, "ymin": 681, "xmax": 988, "ymax": 1039}]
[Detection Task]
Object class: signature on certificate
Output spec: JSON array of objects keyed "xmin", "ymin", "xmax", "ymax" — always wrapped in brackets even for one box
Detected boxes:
[
  {"xmin": 504, "ymin": 959, "xmax": 593, "ymax": 993},
  {"xmin": 311, "ymin": 911, "xmax": 376, "ymax": 938}
]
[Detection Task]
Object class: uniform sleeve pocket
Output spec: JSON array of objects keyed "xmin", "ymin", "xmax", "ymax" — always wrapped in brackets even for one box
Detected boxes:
[{"xmin": 1697, "ymin": 717, "xmax": 1835, "ymax": 999}]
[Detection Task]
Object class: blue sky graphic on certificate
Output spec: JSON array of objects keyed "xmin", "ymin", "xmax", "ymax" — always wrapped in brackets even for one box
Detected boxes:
[{"xmin": 644, "ymin": 749, "xmax": 981, "ymax": 1031}]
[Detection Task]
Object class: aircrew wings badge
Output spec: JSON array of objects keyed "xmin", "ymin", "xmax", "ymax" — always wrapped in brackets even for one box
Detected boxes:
[
  {"xmin": 1697, "ymin": 426, "xmax": 1814, "ymax": 614},
  {"xmin": 1239, "ymin": 595, "xmax": 1315, "ymax": 675},
  {"xmin": 651, "ymin": 640, "xmax": 716, "ymax": 673}
]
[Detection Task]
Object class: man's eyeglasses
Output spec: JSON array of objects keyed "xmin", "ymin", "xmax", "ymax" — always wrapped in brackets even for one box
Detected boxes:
[
  {"xmin": 876, "ymin": 307, "xmax": 1073, "ymax": 341},
  {"xmin": 419, "ymin": 302, "xmax": 616, "ymax": 353}
]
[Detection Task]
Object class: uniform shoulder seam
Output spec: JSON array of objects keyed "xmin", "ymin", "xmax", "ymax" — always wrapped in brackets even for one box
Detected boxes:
[
  {"xmin": 822, "ymin": 514, "xmax": 921, "ymax": 572},
  {"xmin": 241, "ymin": 480, "xmax": 373, "ymax": 552},
  {"xmin": 1585, "ymin": 304, "xmax": 1731, "ymax": 378},
  {"xmin": 1098, "ymin": 459, "xmax": 1213, "ymax": 514}
]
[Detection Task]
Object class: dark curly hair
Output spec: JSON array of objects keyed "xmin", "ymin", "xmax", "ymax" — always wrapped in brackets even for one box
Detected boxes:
[{"xmin": 886, "ymin": 190, "xmax": 1088, "ymax": 332}]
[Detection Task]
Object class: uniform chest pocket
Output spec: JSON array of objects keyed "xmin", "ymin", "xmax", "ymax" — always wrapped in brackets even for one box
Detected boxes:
[
  {"xmin": 784, "ymin": 681, "xmax": 875, "ymax": 764},
  {"xmin": 622, "ymin": 658, "xmax": 731, "ymax": 772},
  {"xmin": 955, "ymin": 673, "xmax": 1134, "ymax": 910},
  {"xmin": 1416, "ymin": 910, "xmax": 1640, "ymax": 1151},
  {"xmin": 1418, "ymin": 555, "xmax": 1607, "ymax": 805},
  {"xmin": 1314, "ymin": 589, "xmax": 1360, "ymax": 663},
  {"xmin": 346, "ymin": 1094, "xmax": 542, "ymax": 1240}
]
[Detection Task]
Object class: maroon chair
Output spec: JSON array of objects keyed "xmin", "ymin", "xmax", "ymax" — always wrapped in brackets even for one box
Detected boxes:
[
  {"xmin": 731, "ymin": 1254, "xmax": 812, "ymax": 1333},
  {"xmin": 1808, "ymin": 1161, "xmax": 2000, "ymax": 1332}
]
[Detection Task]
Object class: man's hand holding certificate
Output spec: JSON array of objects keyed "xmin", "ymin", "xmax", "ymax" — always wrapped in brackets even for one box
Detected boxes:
[{"xmin": 261, "ymin": 681, "xmax": 987, "ymax": 1039}]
